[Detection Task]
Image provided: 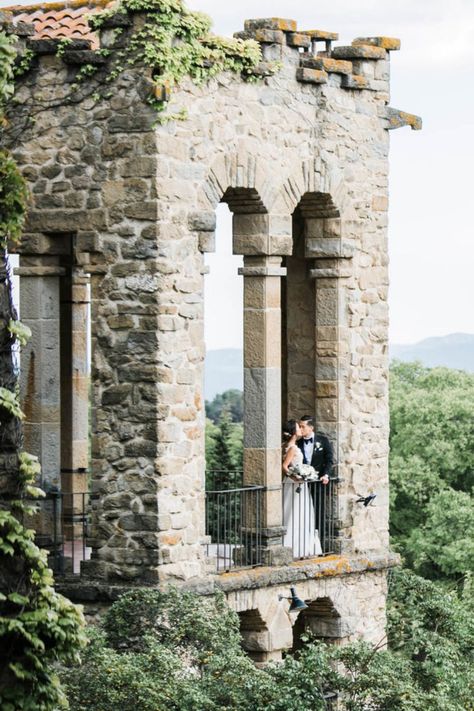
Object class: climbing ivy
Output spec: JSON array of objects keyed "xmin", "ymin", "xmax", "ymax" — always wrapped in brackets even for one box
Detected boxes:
[
  {"xmin": 0, "ymin": 29, "xmax": 86, "ymax": 711},
  {"xmin": 87, "ymin": 0, "xmax": 267, "ymax": 114}
]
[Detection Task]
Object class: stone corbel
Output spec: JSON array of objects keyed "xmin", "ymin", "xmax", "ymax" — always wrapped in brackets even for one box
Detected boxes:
[{"xmin": 380, "ymin": 107, "xmax": 422, "ymax": 131}]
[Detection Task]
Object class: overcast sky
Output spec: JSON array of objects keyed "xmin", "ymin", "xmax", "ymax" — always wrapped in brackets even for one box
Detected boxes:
[{"xmin": 4, "ymin": 0, "xmax": 474, "ymax": 349}]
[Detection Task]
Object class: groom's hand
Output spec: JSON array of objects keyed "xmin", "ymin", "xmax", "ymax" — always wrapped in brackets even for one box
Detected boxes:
[{"xmin": 321, "ymin": 474, "xmax": 329, "ymax": 485}]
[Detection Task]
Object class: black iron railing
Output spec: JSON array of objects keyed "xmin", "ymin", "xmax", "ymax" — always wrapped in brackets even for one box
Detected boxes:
[
  {"xmin": 26, "ymin": 491, "xmax": 91, "ymax": 576},
  {"xmin": 205, "ymin": 473, "xmax": 264, "ymax": 572},
  {"xmin": 282, "ymin": 476, "xmax": 338, "ymax": 559},
  {"xmin": 205, "ymin": 471, "xmax": 338, "ymax": 572}
]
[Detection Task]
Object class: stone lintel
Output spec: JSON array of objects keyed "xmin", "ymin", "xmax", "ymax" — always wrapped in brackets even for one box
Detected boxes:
[
  {"xmin": 332, "ymin": 45, "xmax": 387, "ymax": 60},
  {"xmin": 300, "ymin": 29, "xmax": 339, "ymax": 41},
  {"xmin": 382, "ymin": 107, "xmax": 422, "ymax": 131},
  {"xmin": 15, "ymin": 266, "xmax": 67, "ymax": 277},
  {"xmin": 244, "ymin": 18, "xmax": 297, "ymax": 33},
  {"xmin": 353, "ymin": 36, "xmax": 401, "ymax": 51}
]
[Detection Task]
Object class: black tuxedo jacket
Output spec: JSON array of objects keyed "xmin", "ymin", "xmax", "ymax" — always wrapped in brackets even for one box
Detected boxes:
[{"xmin": 297, "ymin": 432, "xmax": 334, "ymax": 477}]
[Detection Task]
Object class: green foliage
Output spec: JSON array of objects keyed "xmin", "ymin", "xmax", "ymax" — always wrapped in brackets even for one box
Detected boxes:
[
  {"xmin": 64, "ymin": 588, "xmax": 264, "ymax": 711},
  {"xmin": 0, "ymin": 513, "xmax": 86, "ymax": 710},
  {"xmin": 102, "ymin": 587, "xmax": 242, "ymax": 657},
  {"xmin": 0, "ymin": 150, "xmax": 28, "ymax": 247},
  {"xmin": 205, "ymin": 412, "xmax": 243, "ymax": 482},
  {"xmin": 389, "ymin": 362, "xmax": 474, "ymax": 582},
  {"xmin": 86, "ymin": 0, "xmax": 264, "ymax": 115},
  {"xmin": 0, "ymin": 33, "xmax": 85, "ymax": 709},
  {"xmin": 0, "ymin": 32, "xmax": 28, "ymax": 246},
  {"xmin": 406, "ymin": 487, "xmax": 474, "ymax": 577},
  {"xmin": 205, "ymin": 388, "xmax": 243, "ymax": 423},
  {"xmin": 0, "ymin": 385, "xmax": 24, "ymax": 420},
  {"xmin": 387, "ymin": 568, "xmax": 474, "ymax": 710},
  {"xmin": 62, "ymin": 579, "xmax": 474, "ymax": 711},
  {"xmin": 8, "ymin": 319, "xmax": 32, "ymax": 347},
  {"xmin": 0, "ymin": 31, "xmax": 15, "ymax": 103},
  {"xmin": 12, "ymin": 49, "xmax": 35, "ymax": 78}
]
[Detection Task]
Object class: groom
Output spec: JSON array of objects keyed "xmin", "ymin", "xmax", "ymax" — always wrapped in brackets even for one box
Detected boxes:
[{"xmin": 297, "ymin": 415, "xmax": 334, "ymax": 552}]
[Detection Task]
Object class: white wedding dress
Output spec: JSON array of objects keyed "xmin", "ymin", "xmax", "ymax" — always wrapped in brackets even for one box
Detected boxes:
[{"xmin": 283, "ymin": 445, "xmax": 323, "ymax": 558}]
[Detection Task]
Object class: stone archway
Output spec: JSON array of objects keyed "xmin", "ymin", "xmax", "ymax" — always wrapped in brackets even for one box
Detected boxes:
[{"xmin": 292, "ymin": 596, "xmax": 349, "ymax": 652}]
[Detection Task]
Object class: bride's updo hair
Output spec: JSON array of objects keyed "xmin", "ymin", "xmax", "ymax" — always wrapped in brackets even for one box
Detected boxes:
[{"xmin": 282, "ymin": 419, "xmax": 298, "ymax": 442}]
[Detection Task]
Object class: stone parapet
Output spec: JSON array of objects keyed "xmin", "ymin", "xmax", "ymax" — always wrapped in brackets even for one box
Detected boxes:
[{"xmin": 56, "ymin": 552, "xmax": 400, "ymax": 601}]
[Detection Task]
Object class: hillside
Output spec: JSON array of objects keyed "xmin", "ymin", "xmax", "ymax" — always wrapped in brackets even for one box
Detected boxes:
[
  {"xmin": 205, "ymin": 334, "xmax": 473, "ymax": 399},
  {"xmin": 390, "ymin": 333, "xmax": 474, "ymax": 372}
]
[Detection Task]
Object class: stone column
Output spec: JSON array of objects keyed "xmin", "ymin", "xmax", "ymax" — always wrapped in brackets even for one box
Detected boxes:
[
  {"xmin": 239, "ymin": 255, "xmax": 290, "ymax": 564},
  {"xmin": 305, "ymin": 217, "xmax": 353, "ymax": 554},
  {"xmin": 60, "ymin": 268, "xmax": 90, "ymax": 537},
  {"xmin": 18, "ymin": 259, "xmax": 64, "ymax": 491},
  {"xmin": 305, "ymin": 218, "xmax": 352, "ymax": 442}
]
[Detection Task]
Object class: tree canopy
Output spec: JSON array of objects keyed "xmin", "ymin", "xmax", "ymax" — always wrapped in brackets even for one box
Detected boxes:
[{"xmin": 389, "ymin": 362, "xmax": 474, "ymax": 584}]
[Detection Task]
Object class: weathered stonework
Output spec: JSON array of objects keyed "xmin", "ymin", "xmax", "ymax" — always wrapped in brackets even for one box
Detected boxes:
[{"xmin": 3, "ymin": 2, "xmax": 420, "ymax": 657}]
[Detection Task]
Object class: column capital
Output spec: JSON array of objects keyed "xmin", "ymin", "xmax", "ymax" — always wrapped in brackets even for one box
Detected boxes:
[
  {"xmin": 14, "ymin": 265, "xmax": 67, "ymax": 277},
  {"xmin": 239, "ymin": 266, "xmax": 287, "ymax": 277},
  {"xmin": 239, "ymin": 254, "xmax": 286, "ymax": 277}
]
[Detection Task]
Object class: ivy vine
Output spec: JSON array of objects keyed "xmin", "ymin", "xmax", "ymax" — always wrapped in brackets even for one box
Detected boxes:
[
  {"xmin": 87, "ymin": 0, "xmax": 267, "ymax": 114},
  {"xmin": 0, "ymin": 30, "xmax": 86, "ymax": 710}
]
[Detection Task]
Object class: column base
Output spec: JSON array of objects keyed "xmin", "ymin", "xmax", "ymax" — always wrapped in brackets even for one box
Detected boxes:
[{"xmin": 260, "ymin": 526, "xmax": 293, "ymax": 566}]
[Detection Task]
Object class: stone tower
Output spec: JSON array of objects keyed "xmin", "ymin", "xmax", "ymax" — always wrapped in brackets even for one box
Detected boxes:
[{"xmin": 2, "ymin": 0, "xmax": 420, "ymax": 661}]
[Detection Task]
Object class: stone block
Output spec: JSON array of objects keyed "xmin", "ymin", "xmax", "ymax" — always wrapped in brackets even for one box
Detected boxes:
[
  {"xmin": 341, "ymin": 74, "xmax": 369, "ymax": 90},
  {"xmin": 120, "ymin": 157, "xmax": 157, "ymax": 178},
  {"xmin": 300, "ymin": 56, "xmax": 352, "ymax": 75},
  {"xmin": 316, "ymin": 381, "xmax": 338, "ymax": 398},
  {"xmin": 353, "ymin": 36, "xmax": 400, "ymax": 51},
  {"xmin": 25, "ymin": 209, "xmax": 107, "ymax": 232},
  {"xmin": 332, "ymin": 45, "xmax": 386, "ymax": 60},
  {"xmin": 62, "ymin": 50, "xmax": 106, "ymax": 66},
  {"xmin": 244, "ymin": 368, "xmax": 281, "ymax": 448},
  {"xmin": 244, "ymin": 18, "xmax": 297, "ymax": 32},
  {"xmin": 123, "ymin": 202, "xmax": 158, "ymax": 221},
  {"xmin": 244, "ymin": 309, "xmax": 280, "ymax": 369},
  {"xmin": 286, "ymin": 33, "xmax": 311, "ymax": 48},
  {"xmin": 198, "ymin": 232, "xmax": 215, "ymax": 252},
  {"xmin": 296, "ymin": 68, "xmax": 328, "ymax": 85},
  {"xmin": 101, "ymin": 384, "xmax": 132, "ymax": 405},
  {"xmin": 315, "ymin": 356, "xmax": 338, "ymax": 381},
  {"xmin": 188, "ymin": 211, "xmax": 216, "ymax": 232},
  {"xmin": 372, "ymin": 195, "xmax": 388, "ymax": 212},
  {"xmin": 300, "ymin": 29, "xmax": 338, "ymax": 41},
  {"xmin": 244, "ymin": 275, "xmax": 280, "ymax": 310}
]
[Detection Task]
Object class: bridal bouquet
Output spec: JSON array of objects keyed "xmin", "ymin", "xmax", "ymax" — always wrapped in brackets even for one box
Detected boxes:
[{"xmin": 288, "ymin": 463, "xmax": 319, "ymax": 482}]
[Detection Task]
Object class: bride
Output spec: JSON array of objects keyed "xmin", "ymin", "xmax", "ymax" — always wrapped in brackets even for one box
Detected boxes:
[{"xmin": 282, "ymin": 419, "xmax": 322, "ymax": 558}]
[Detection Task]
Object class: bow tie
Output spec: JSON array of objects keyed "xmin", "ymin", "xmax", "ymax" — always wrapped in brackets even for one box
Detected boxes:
[{"xmin": 303, "ymin": 438, "xmax": 313, "ymax": 445}]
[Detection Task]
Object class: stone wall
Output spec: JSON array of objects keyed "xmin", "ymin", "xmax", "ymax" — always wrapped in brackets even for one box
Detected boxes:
[{"xmin": 3, "ymin": 5, "xmax": 419, "ymax": 646}]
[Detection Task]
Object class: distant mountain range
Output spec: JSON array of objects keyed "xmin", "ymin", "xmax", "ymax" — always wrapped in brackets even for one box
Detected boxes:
[
  {"xmin": 205, "ymin": 334, "xmax": 474, "ymax": 400},
  {"xmin": 390, "ymin": 333, "xmax": 474, "ymax": 372}
]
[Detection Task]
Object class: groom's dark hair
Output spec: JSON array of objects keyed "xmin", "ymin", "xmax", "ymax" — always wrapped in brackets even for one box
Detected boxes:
[{"xmin": 300, "ymin": 415, "xmax": 315, "ymax": 429}]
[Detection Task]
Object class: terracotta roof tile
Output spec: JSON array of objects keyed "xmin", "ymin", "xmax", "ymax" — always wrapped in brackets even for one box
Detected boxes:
[{"xmin": 5, "ymin": 0, "xmax": 116, "ymax": 49}]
